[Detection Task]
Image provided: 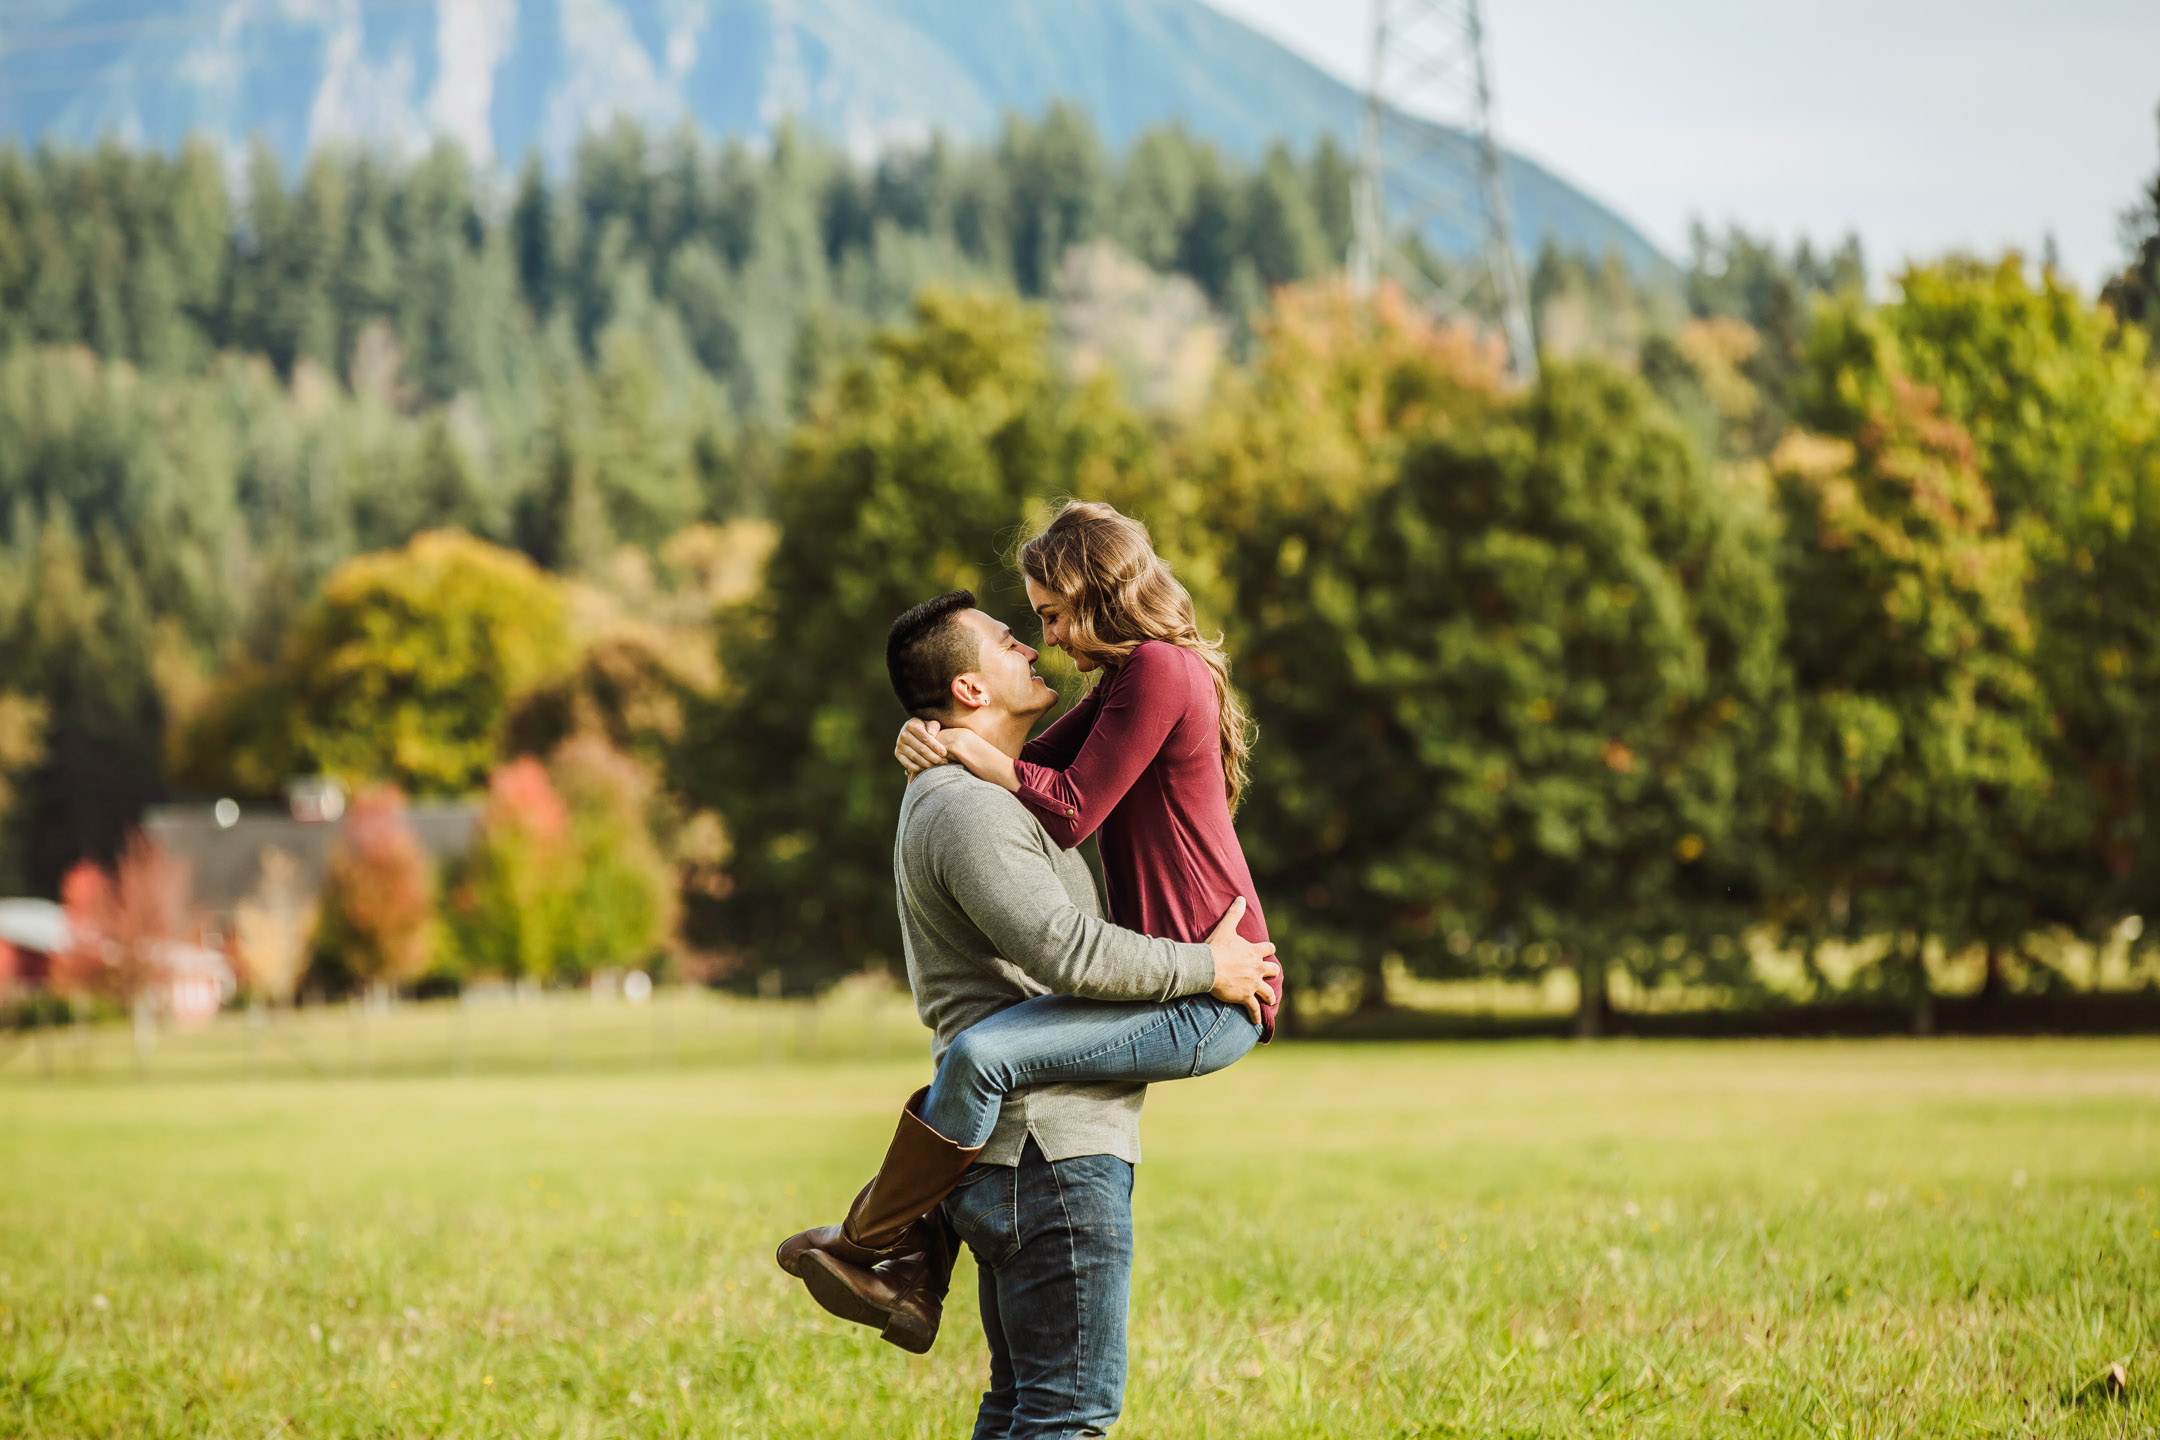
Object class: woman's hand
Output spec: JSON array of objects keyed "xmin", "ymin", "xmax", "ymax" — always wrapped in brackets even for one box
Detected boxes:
[
  {"xmin": 896, "ymin": 719, "xmax": 1022, "ymax": 792},
  {"xmin": 895, "ymin": 718, "xmax": 949, "ymax": 777}
]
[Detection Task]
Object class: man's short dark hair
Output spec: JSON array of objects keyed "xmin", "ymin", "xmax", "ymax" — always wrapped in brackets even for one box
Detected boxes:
[{"xmin": 887, "ymin": 590, "xmax": 981, "ymax": 718}]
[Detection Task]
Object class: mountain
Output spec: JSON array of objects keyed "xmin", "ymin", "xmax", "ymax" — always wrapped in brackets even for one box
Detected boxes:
[{"xmin": 0, "ymin": 0, "xmax": 1670, "ymax": 273}]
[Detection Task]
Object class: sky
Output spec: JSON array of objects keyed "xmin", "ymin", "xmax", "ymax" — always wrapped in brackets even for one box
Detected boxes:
[{"xmin": 1207, "ymin": 0, "xmax": 2160, "ymax": 290}]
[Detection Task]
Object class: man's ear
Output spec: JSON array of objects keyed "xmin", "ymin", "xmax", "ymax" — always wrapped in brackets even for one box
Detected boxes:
[{"xmin": 948, "ymin": 672, "xmax": 992, "ymax": 712}]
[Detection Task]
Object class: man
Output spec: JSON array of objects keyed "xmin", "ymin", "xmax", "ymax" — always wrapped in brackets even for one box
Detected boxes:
[{"xmin": 777, "ymin": 590, "xmax": 1275, "ymax": 1438}]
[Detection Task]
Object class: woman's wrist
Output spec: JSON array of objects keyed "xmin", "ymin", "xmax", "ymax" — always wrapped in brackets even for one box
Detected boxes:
[{"xmin": 948, "ymin": 731, "xmax": 1021, "ymax": 792}]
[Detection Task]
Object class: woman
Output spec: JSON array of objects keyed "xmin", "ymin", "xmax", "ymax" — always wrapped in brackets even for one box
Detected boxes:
[{"xmin": 776, "ymin": 501, "xmax": 1279, "ymax": 1343}]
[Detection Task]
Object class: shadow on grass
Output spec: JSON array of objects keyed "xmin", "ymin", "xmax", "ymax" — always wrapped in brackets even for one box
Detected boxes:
[
  {"xmin": 2064, "ymin": 1361, "xmax": 2132, "ymax": 1410},
  {"xmin": 1309, "ymin": 991, "xmax": 2160, "ymax": 1042}
]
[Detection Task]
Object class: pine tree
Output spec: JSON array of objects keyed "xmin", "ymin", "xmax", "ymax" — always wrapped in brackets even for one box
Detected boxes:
[
  {"xmin": 1000, "ymin": 104, "xmax": 1106, "ymax": 295},
  {"xmin": 1242, "ymin": 143, "xmax": 1328, "ymax": 289}
]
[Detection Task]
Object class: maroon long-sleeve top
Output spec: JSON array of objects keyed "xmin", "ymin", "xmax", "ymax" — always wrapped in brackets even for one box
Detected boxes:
[{"xmin": 1013, "ymin": 640, "xmax": 1279, "ymax": 1040}]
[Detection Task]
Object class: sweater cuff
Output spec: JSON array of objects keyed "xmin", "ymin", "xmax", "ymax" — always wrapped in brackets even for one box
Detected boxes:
[
  {"xmin": 1014, "ymin": 782, "xmax": 1069, "ymax": 820},
  {"xmin": 1011, "ymin": 762, "xmax": 1057, "ymax": 806},
  {"xmin": 1171, "ymin": 941, "xmax": 1215, "ymax": 999}
]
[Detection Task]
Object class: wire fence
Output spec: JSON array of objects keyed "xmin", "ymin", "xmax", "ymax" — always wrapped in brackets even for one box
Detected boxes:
[{"xmin": 0, "ymin": 981, "xmax": 932, "ymax": 1085}]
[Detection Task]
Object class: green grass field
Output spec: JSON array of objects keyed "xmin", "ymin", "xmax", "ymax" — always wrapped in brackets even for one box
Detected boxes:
[{"xmin": 2, "ymin": 1022, "xmax": 2155, "ymax": 1437}]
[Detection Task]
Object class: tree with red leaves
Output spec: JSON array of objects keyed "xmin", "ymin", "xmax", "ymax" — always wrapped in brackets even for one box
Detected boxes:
[
  {"xmin": 446, "ymin": 744, "xmax": 673, "ymax": 983},
  {"xmin": 55, "ymin": 833, "xmax": 193, "ymax": 1009},
  {"xmin": 312, "ymin": 786, "xmax": 436, "ymax": 992},
  {"xmin": 446, "ymin": 757, "xmax": 569, "ymax": 982}
]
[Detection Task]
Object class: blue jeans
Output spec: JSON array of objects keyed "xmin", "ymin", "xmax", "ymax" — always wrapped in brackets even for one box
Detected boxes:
[
  {"xmin": 922, "ymin": 994, "xmax": 1260, "ymax": 1148},
  {"xmin": 945, "ymin": 1140, "xmax": 1135, "ymax": 1440}
]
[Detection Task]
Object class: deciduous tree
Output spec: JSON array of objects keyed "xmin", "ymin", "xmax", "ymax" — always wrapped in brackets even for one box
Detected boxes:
[
  {"xmin": 1872, "ymin": 258, "xmax": 2160, "ymax": 980},
  {"xmin": 311, "ymin": 786, "xmax": 436, "ymax": 992},
  {"xmin": 281, "ymin": 531, "xmax": 571, "ymax": 795},
  {"xmin": 1774, "ymin": 299, "xmax": 2054, "ymax": 1013},
  {"xmin": 54, "ymin": 832, "xmax": 191, "ymax": 1011},
  {"xmin": 1213, "ymin": 284, "xmax": 1788, "ymax": 1030},
  {"xmin": 445, "ymin": 742, "xmax": 673, "ymax": 983}
]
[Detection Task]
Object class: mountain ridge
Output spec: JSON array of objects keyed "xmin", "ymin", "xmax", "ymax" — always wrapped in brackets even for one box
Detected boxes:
[{"xmin": 0, "ymin": 0, "xmax": 1670, "ymax": 274}]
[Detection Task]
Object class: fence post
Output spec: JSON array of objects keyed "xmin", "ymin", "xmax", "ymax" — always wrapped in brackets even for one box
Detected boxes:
[
  {"xmin": 797, "ymin": 991, "xmax": 818, "ymax": 1062},
  {"xmin": 452, "ymin": 992, "xmax": 473, "ymax": 1078},
  {"xmin": 131, "ymin": 996, "xmax": 155, "ymax": 1082}
]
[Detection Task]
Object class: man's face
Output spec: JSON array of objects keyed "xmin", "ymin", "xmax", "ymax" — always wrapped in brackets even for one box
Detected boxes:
[{"xmin": 950, "ymin": 609, "xmax": 1057, "ymax": 721}]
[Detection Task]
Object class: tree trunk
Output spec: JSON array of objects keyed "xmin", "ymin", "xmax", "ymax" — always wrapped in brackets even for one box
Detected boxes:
[
  {"xmin": 1910, "ymin": 939, "xmax": 1936, "ymax": 1036},
  {"xmin": 1574, "ymin": 952, "xmax": 1604, "ymax": 1039},
  {"xmin": 1277, "ymin": 984, "xmax": 1307, "ymax": 1039},
  {"xmin": 1357, "ymin": 949, "xmax": 1392, "ymax": 1014},
  {"xmin": 1800, "ymin": 929, "xmax": 1827, "ymax": 1000},
  {"xmin": 1979, "ymin": 942, "xmax": 2004, "ymax": 1006}
]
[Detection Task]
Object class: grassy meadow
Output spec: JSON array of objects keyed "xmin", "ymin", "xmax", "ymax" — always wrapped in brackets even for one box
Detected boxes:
[{"xmin": 0, "ymin": 1012, "xmax": 2155, "ymax": 1437}]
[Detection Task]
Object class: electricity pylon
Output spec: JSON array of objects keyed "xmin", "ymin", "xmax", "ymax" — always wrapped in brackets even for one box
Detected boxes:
[{"xmin": 1349, "ymin": 0, "xmax": 1538, "ymax": 381}]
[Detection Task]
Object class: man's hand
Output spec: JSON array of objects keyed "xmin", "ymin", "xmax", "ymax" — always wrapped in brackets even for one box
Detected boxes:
[
  {"xmin": 1205, "ymin": 896, "xmax": 1280, "ymax": 1026},
  {"xmin": 896, "ymin": 718, "xmax": 949, "ymax": 777}
]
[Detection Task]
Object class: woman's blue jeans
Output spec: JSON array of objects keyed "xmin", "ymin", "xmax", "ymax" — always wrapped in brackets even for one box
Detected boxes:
[{"xmin": 921, "ymin": 993, "xmax": 1260, "ymax": 1148}]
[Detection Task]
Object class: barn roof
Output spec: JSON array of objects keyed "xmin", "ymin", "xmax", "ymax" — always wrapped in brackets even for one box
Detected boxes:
[
  {"xmin": 0, "ymin": 898, "xmax": 70, "ymax": 955},
  {"xmin": 142, "ymin": 803, "xmax": 482, "ymax": 913}
]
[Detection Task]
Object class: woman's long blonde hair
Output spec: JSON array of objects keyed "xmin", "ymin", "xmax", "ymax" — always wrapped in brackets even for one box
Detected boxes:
[{"xmin": 1017, "ymin": 502, "xmax": 1253, "ymax": 812}]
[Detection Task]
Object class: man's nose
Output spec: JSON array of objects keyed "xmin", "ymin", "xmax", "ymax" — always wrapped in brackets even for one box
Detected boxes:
[{"xmin": 1018, "ymin": 641, "xmax": 1039, "ymax": 662}]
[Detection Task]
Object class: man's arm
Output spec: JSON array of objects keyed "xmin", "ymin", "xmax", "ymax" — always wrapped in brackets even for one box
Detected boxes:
[{"xmin": 927, "ymin": 787, "xmax": 1214, "ymax": 1004}]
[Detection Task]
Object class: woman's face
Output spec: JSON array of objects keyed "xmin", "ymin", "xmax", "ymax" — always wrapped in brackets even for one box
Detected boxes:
[{"xmin": 1025, "ymin": 577, "xmax": 1096, "ymax": 673}]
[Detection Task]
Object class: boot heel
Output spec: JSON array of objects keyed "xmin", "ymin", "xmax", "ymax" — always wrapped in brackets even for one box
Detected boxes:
[
  {"xmin": 798, "ymin": 1250, "xmax": 891, "ymax": 1330},
  {"xmin": 880, "ymin": 1307, "xmax": 936, "ymax": 1354}
]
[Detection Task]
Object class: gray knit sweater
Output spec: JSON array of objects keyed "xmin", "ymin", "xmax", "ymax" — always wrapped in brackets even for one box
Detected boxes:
[{"xmin": 894, "ymin": 764, "xmax": 1216, "ymax": 1165}]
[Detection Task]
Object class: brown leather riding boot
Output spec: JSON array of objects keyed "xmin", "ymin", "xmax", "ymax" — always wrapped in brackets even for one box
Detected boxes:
[
  {"xmin": 775, "ymin": 1087, "xmax": 980, "ymax": 1273},
  {"xmin": 793, "ymin": 1210, "xmax": 959, "ymax": 1354}
]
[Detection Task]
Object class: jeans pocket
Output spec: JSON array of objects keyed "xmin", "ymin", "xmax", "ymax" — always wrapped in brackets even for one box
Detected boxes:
[
  {"xmin": 945, "ymin": 1163, "xmax": 1021, "ymax": 1267},
  {"xmin": 1188, "ymin": 999, "xmax": 1259, "ymax": 1078}
]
